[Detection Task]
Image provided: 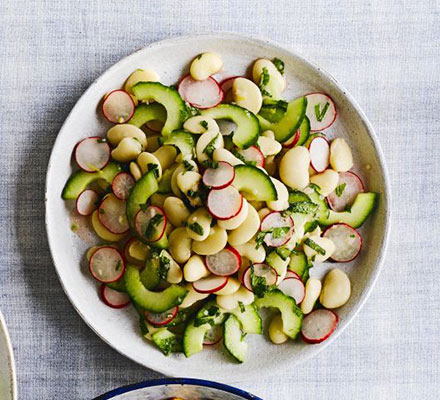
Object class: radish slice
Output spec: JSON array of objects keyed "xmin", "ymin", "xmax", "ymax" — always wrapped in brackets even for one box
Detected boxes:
[
  {"xmin": 193, "ymin": 275, "xmax": 229, "ymax": 294},
  {"xmin": 207, "ymin": 186, "xmax": 243, "ymax": 220},
  {"xmin": 301, "ymin": 309, "xmax": 338, "ymax": 344},
  {"xmin": 260, "ymin": 212, "xmax": 294, "ymax": 248},
  {"xmin": 236, "ymin": 146, "xmax": 265, "ymax": 168},
  {"xmin": 204, "ymin": 324, "xmax": 223, "ymax": 345},
  {"xmin": 278, "ymin": 277, "xmax": 305, "ymax": 304},
  {"xmin": 74, "ymin": 137, "xmax": 111, "ymax": 172},
  {"xmin": 286, "ymin": 270, "xmax": 301, "ymax": 280},
  {"xmin": 112, "ymin": 172, "xmax": 135, "ymax": 200},
  {"xmin": 202, "ymin": 161, "xmax": 235, "ymax": 189},
  {"xmin": 89, "ymin": 247, "xmax": 125, "ymax": 283},
  {"xmin": 76, "ymin": 189, "xmax": 99, "ymax": 216},
  {"xmin": 309, "ymin": 136, "xmax": 330, "ymax": 172},
  {"xmin": 134, "ymin": 206, "xmax": 167, "ymax": 242},
  {"xmin": 282, "ymin": 129, "xmax": 300, "ymax": 148},
  {"xmin": 217, "ymin": 119, "xmax": 237, "ymax": 136},
  {"xmin": 142, "ymin": 306, "xmax": 178, "ymax": 326},
  {"xmin": 242, "ymin": 264, "xmax": 278, "ymax": 292},
  {"xmin": 102, "ymin": 89, "xmax": 135, "ymax": 124},
  {"xmin": 327, "ymin": 171, "xmax": 365, "ymax": 212},
  {"xmin": 98, "ymin": 195, "xmax": 129, "ymax": 234},
  {"xmin": 100, "ymin": 285, "xmax": 131, "ymax": 309},
  {"xmin": 220, "ymin": 76, "xmax": 242, "ymax": 94},
  {"xmin": 178, "ymin": 75, "xmax": 224, "ymax": 109},
  {"xmin": 305, "ymin": 93, "xmax": 337, "ymax": 131},
  {"xmin": 323, "ymin": 223, "xmax": 362, "ymax": 262},
  {"xmin": 205, "ymin": 247, "xmax": 241, "ymax": 276}
]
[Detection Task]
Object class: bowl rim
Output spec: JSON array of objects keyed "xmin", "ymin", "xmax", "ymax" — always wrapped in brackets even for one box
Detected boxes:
[
  {"xmin": 0, "ymin": 311, "xmax": 17, "ymax": 400},
  {"xmin": 45, "ymin": 32, "xmax": 391, "ymax": 380},
  {"xmin": 93, "ymin": 377, "xmax": 263, "ymax": 400}
]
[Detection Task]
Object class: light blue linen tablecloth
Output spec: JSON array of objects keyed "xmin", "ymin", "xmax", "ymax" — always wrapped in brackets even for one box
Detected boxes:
[{"xmin": 0, "ymin": 0, "xmax": 439, "ymax": 399}]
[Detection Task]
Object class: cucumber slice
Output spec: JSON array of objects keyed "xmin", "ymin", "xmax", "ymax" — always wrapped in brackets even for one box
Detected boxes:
[
  {"xmin": 183, "ymin": 318, "xmax": 211, "ymax": 357},
  {"xmin": 288, "ymin": 251, "xmax": 310, "ymax": 281},
  {"xmin": 194, "ymin": 300, "xmax": 226, "ymax": 327},
  {"xmin": 323, "ymin": 192, "xmax": 378, "ymax": 228},
  {"xmin": 124, "ymin": 264, "xmax": 187, "ymax": 312},
  {"xmin": 257, "ymin": 97, "xmax": 307, "ymax": 143},
  {"xmin": 296, "ymin": 116, "xmax": 311, "ymax": 146},
  {"xmin": 106, "ymin": 277, "xmax": 126, "ymax": 292},
  {"xmin": 200, "ymin": 104, "xmax": 260, "ymax": 149},
  {"xmin": 258, "ymin": 101, "xmax": 286, "ymax": 122},
  {"xmin": 126, "ymin": 170, "xmax": 158, "ymax": 228},
  {"xmin": 233, "ymin": 165, "xmax": 277, "ymax": 201},
  {"xmin": 162, "ymin": 130, "xmax": 195, "ymax": 159},
  {"xmin": 128, "ymin": 103, "xmax": 167, "ymax": 129},
  {"xmin": 307, "ymin": 185, "xmax": 330, "ymax": 224},
  {"xmin": 255, "ymin": 289, "xmax": 303, "ymax": 339},
  {"xmin": 150, "ymin": 233, "xmax": 168, "ymax": 250},
  {"xmin": 151, "ymin": 329, "xmax": 182, "ymax": 356},
  {"xmin": 140, "ymin": 252, "xmax": 161, "ymax": 290},
  {"xmin": 223, "ymin": 314, "xmax": 247, "ymax": 363},
  {"xmin": 131, "ymin": 82, "xmax": 186, "ymax": 136},
  {"xmin": 266, "ymin": 251, "xmax": 289, "ymax": 276},
  {"xmin": 62, "ymin": 162, "xmax": 121, "ymax": 200},
  {"xmin": 157, "ymin": 164, "xmax": 178, "ymax": 194},
  {"xmin": 288, "ymin": 189, "xmax": 312, "ymax": 204},
  {"xmin": 229, "ymin": 304, "xmax": 262, "ymax": 334}
]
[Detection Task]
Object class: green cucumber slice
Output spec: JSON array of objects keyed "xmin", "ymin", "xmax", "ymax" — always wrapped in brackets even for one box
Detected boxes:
[
  {"xmin": 106, "ymin": 277, "xmax": 126, "ymax": 292},
  {"xmin": 157, "ymin": 164, "xmax": 178, "ymax": 194},
  {"xmin": 266, "ymin": 251, "xmax": 289, "ymax": 276},
  {"xmin": 140, "ymin": 252, "xmax": 161, "ymax": 290},
  {"xmin": 162, "ymin": 130, "xmax": 195, "ymax": 159},
  {"xmin": 257, "ymin": 96, "xmax": 307, "ymax": 143},
  {"xmin": 223, "ymin": 314, "xmax": 247, "ymax": 363},
  {"xmin": 233, "ymin": 165, "xmax": 277, "ymax": 201},
  {"xmin": 194, "ymin": 300, "xmax": 226, "ymax": 327},
  {"xmin": 288, "ymin": 251, "xmax": 311, "ymax": 282},
  {"xmin": 124, "ymin": 264, "xmax": 187, "ymax": 312},
  {"xmin": 151, "ymin": 329, "xmax": 182, "ymax": 355},
  {"xmin": 62, "ymin": 162, "xmax": 121, "ymax": 200},
  {"xmin": 183, "ymin": 318, "xmax": 210, "ymax": 357},
  {"xmin": 255, "ymin": 289, "xmax": 303, "ymax": 339},
  {"xmin": 229, "ymin": 304, "xmax": 262, "ymax": 334},
  {"xmin": 128, "ymin": 103, "xmax": 167, "ymax": 129},
  {"xmin": 200, "ymin": 104, "xmax": 260, "ymax": 149},
  {"xmin": 131, "ymin": 82, "xmax": 186, "ymax": 136},
  {"xmin": 296, "ymin": 116, "xmax": 311, "ymax": 146},
  {"xmin": 323, "ymin": 192, "xmax": 378, "ymax": 228},
  {"xmin": 307, "ymin": 185, "xmax": 330, "ymax": 224}
]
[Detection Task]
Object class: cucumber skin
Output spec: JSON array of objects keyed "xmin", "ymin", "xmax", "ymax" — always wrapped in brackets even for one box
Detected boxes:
[
  {"xmin": 162, "ymin": 130, "xmax": 195, "ymax": 159},
  {"xmin": 296, "ymin": 116, "xmax": 311, "ymax": 146},
  {"xmin": 233, "ymin": 164, "xmax": 277, "ymax": 201},
  {"xmin": 183, "ymin": 318, "xmax": 210, "ymax": 358},
  {"xmin": 128, "ymin": 103, "xmax": 167, "ymax": 128},
  {"xmin": 124, "ymin": 264, "xmax": 187, "ymax": 313},
  {"xmin": 223, "ymin": 314, "xmax": 247, "ymax": 363},
  {"xmin": 151, "ymin": 329, "xmax": 182, "ymax": 356},
  {"xmin": 61, "ymin": 162, "xmax": 121, "ymax": 200},
  {"xmin": 229, "ymin": 304, "xmax": 262, "ymax": 334}
]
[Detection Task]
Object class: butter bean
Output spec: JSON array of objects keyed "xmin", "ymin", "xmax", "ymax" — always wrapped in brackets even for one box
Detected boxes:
[
  {"xmin": 129, "ymin": 161, "xmax": 142, "ymax": 181},
  {"xmin": 192, "ymin": 225, "xmax": 228, "ymax": 255},
  {"xmin": 320, "ymin": 269, "xmax": 351, "ymax": 309},
  {"xmin": 218, "ymin": 198, "xmax": 249, "ymax": 230},
  {"xmin": 107, "ymin": 124, "xmax": 147, "ymax": 149},
  {"xmin": 213, "ymin": 148, "xmax": 243, "ymax": 166},
  {"xmin": 163, "ymin": 197, "xmax": 191, "ymax": 227},
  {"xmin": 196, "ymin": 130, "xmax": 224, "ymax": 164},
  {"xmin": 303, "ymin": 235, "xmax": 335, "ymax": 263},
  {"xmin": 180, "ymin": 283, "xmax": 209, "ymax": 308},
  {"xmin": 252, "ymin": 59, "xmax": 285, "ymax": 98},
  {"xmin": 124, "ymin": 69, "xmax": 160, "ymax": 94},
  {"xmin": 91, "ymin": 210, "xmax": 126, "ymax": 242},
  {"xmin": 330, "ymin": 138, "xmax": 353, "ymax": 172},
  {"xmin": 310, "ymin": 169, "xmax": 339, "ymax": 197},
  {"xmin": 216, "ymin": 286, "xmax": 254, "ymax": 311},
  {"xmin": 257, "ymin": 135, "xmax": 282, "ymax": 157},
  {"xmin": 269, "ymin": 314, "xmax": 289, "ymax": 344},
  {"xmin": 215, "ymin": 278, "xmax": 241, "ymax": 295},
  {"xmin": 160, "ymin": 250, "xmax": 183, "ymax": 284},
  {"xmin": 186, "ymin": 208, "xmax": 212, "ymax": 241},
  {"xmin": 267, "ymin": 178, "xmax": 289, "ymax": 211},
  {"xmin": 233, "ymin": 238, "xmax": 266, "ymax": 263},
  {"xmin": 183, "ymin": 116, "xmax": 219, "ymax": 134},
  {"xmin": 279, "ymin": 146, "xmax": 310, "ymax": 189},
  {"xmin": 152, "ymin": 145, "xmax": 177, "ymax": 170},
  {"xmin": 190, "ymin": 52, "xmax": 223, "ymax": 81},
  {"xmin": 183, "ymin": 255, "xmax": 210, "ymax": 282},
  {"xmin": 111, "ymin": 137, "xmax": 142, "ymax": 162},
  {"xmin": 227, "ymin": 204, "xmax": 260, "ymax": 246},
  {"xmin": 232, "ymin": 77, "xmax": 263, "ymax": 114},
  {"xmin": 300, "ymin": 278, "xmax": 322, "ymax": 314},
  {"xmin": 149, "ymin": 193, "xmax": 167, "ymax": 207},
  {"xmin": 136, "ymin": 152, "xmax": 162, "ymax": 178},
  {"xmin": 168, "ymin": 227, "xmax": 192, "ymax": 264}
]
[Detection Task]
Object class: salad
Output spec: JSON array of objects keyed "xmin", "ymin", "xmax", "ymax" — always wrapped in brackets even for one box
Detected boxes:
[{"xmin": 62, "ymin": 52, "xmax": 377, "ymax": 362}]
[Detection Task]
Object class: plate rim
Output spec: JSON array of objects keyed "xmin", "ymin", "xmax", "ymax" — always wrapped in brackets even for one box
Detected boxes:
[
  {"xmin": 0, "ymin": 311, "xmax": 17, "ymax": 400},
  {"xmin": 45, "ymin": 32, "xmax": 391, "ymax": 380}
]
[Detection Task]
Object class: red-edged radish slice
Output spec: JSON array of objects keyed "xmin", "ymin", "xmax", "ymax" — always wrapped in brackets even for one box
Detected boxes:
[
  {"xmin": 308, "ymin": 136, "xmax": 330, "ymax": 172},
  {"xmin": 74, "ymin": 137, "xmax": 111, "ymax": 172},
  {"xmin": 145, "ymin": 119, "xmax": 164, "ymax": 133},
  {"xmin": 286, "ymin": 270, "xmax": 301, "ymax": 280},
  {"xmin": 323, "ymin": 223, "xmax": 362, "ymax": 262},
  {"xmin": 203, "ymin": 324, "xmax": 223, "ymax": 345},
  {"xmin": 142, "ymin": 306, "xmax": 178, "ymax": 326},
  {"xmin": 202, "ymin": 161, "xmax": 235, "ymax": 189},
  {"xmin": 89, "ymin": 246, "xmax": 125, "ymax": 283},
  {"xmin": 278, "ymin": 277, "xmax": 305, "ymax": 304},
  {"xmin": 112, "ymin": 172, "xmax": 135, "ymax": 200},
  {"xmin": 220, "ymin": 76, "xmax": 242, "ymax": 94},
  {"xmin": 301, "ymin": 309, "xmax": 338, "ymax": 344},
  {"xmin": 192, "ymin": 275, "xmax": 229, "ymax": 294},
  {"xmin": 134, "ymin": 206, "xmax": 167, "ymax": 242},
  {"xmin": 102, "ymin": 89, "xmax": 135, "ymax": 124},
  {"xmin": 236, "ymin": 146, "xmax": 265, "ymax": 168},
  {"xmin": 242, "ymin": 264, "xmax": 278, "ymax": 292},
  {"xmin": 305, "ymin": 93, "xmax": 337, "ymax": 132},
  {"xmin": 98, "ymin": 195, "xmax": 129, "ymax": 234},
  {"xmin": 178, "ymin": 75, "xmax": 224, "ymax": 109},
  {"xmin": 282, "ymin": 129, "xmax": 300, "ymax": 148},
  {"xmin": 205, "ymin": 247, "xmax": 241, "ymax": 276},
  {"xmin": 327, "ymin": 171, "xmax": 365, "ymax": 212},
  {"xmin": 100, "ymin": 285, "xmax": 131, "ymax": 309},
  {"xmin": 207, "ymin": 186, "xmax": 243, "ymax": 220},
  {"xmin": 217, "ymin": 119, "xmax": 237, "ymax": 136},
  {"xmin": 260, "ymin": 212, "xmax": 294, "ymax": 247},
  {"xmin": 76, "ymin": 189, "xmax": 99, "ymax": 216}
]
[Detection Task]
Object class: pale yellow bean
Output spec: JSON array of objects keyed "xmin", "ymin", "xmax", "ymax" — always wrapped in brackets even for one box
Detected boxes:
[
  {"xmin": 269, "ymin": 314, "xmax": 289, "ymax": 344},
  {"xmin": 301, "ymin": 278, "xmax": 322, "ymax": 314},
  {"xmin": 215, "ymin": 278, "xmax": 241, "ymax": 295},
  {"xmin": 111, "ymin": 137, "xmax": 142, "ymax": 162},
  {"xmin": 160, "ymin": 250, "xmax": 183, "ymax": 284},
  {"xmin": 183, "ymin": 255, "xmax": 210, "ymax": 282},
  {"xmin": 279, "ymin": 146, "xmax": 310, "ymax": 189},
  {"xmin": 330, "ymin": 138, "xmax": 353, "ymax": 172},
  {"xmin": 216, "ymin": 286, "xmax": 254, "ymax": 311},
  {"xmin": 176, "ymin": 171, "xmax": 201, "ymax": 194},
  {"xmin": 320, "ymin": 269, "xmax": 351, "ymax": 309},
  {"xmin": 196, "ymin": 130, "xmax": 224, "ymax": 164},
  {"xmin": 310, "ymin": 169, "xmax": 339, "ymax": 196},
  {"xmin": 129, "ymin": 161, "xmax": 142, "ymax": 181},
  {"xmin": 171, "ymin": 161, "xmax": 198, "ymax": 196},
  {"xmin": 190, "ymin": 52, "xmax": 223, "ymax": 81},
  {"xmin": 252, "ymin": 59, "xmax": 285, "ymax": 98},
  {"xmin": 267, "ymin": 178, "xmax": 289, "ymax": 211},
  {"xmin": 137, "ymin": 152, "xmax": 162, "ymax": 178},
  {"xmin": 163, "ymin": 197, "xmax": 191, "ymax": 227},
  {"xmin": 107, "ymin": 124, "xmax": 147, "ymax": 149},
  {"xmin": 128, "ymin": 240, "xmax": 149, "ymax": 261},
  {"xmin": 262, "ymin": 130, "xmax": 275, "ymax": 139},
  {"xmin": 213, "ymin": 148, "xmax": 244, "ymax": 166},
  {"xmin": 249, "ymin": 200, "xmax": 265, "ymax": 211},
  {"xmin": 180, "ymin": 283, "xmax": 209, "ymax": 308},
  {"xmin": 233, "ymin": 238, "xmax": 266, "ymax": 263},
  {"xmin": 303, "ymin": 235, "xmax": 335, "ymax": 263},
  {"xmin": 218, "ymin": 198, "xmax": 249, "ymax": 230},
  {"xmin": 192, "ymin": 225, "xmax": 228, "ymax": 255},
  {"xmin": 152, "ymin": 145, "xmax": 177, "ymax": 170},
  {"xmin": 227, "ymin": 204, "xmax": 260, "ymax": 246},
  {"xmin": 186, "ymin": 208, "xmax": 212, "ymax": 241},
  {"xmin": 168, "ymin": 227, "xmax": 192, "ymax": 263},
  {"xmin": 257, "ymin": 135, "xmax": 282, "ymax": 157},
  {"xmin": 124, "ymin": 69, "xmax": 160, "ymax": 94},
  {"xmin": 232, "ymin": 77, "xmax": 263, "ymax": 114},
  {"xmin": 183, "ymin": 116, "xmax": 219, "ymax": 134}
]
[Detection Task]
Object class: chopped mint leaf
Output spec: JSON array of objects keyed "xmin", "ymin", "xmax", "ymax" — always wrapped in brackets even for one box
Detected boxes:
[
  {"xmin": 147, "ymin": 163, "xmax": 159, "ymax": 178},
  {"xmin": 196, "ymin": 54, "xmax": 203, "ymax": 60},
  {"xmin": 201, "ymin": 159, "xmax": 219, "ymax": 169},
  {"xmin": 203, "ymin": 133, "xmax": 219, "ymax": 157},
  {"xmin": 314, "ymin": 102, "xmax": 330, "ymax": 122},
  {"xmin": 238, "ymin": 301, "xmax": 246, "ymax": 313},
  {"xmin": 187, "ymin": 221, "xmax": 204, "ymax": 236},
  {"xmin": 200, "ymin": 120, "xmax": 209, "ymax": 130},
  {"xmin": 115, "ymin": 259, "xmax": 122, "ymax": 272},
  {"xmin": 335, "ymin": 183, "xmax": 347, "ymax": 197},
  {"xmin": 250, "ymin": 266, "xmax": 273, "ymax": 298},
  {"xmin": 70, "ymin": 223, "xmax": 78, "ymax": 232},
  {"xmin": 182, "ymin": 159, "xmax": 194, "ymax": 171},
  {"xmin": 304, "ymin": 238, "xmax": 326, "ymax": 255},
  {"xmin": 272, "ymin": 226, "xmax": 290, "ymax": 239},
  {"xmin": 259, "ymin": 67, "xmax": 272, "ymax": 97},
  {"xmin": 255, "ymin": 231, "xmax": 267, "ymax": 249},
  {"xmin": 288, "ymin": 201, "xmax": 318, "ymax": 215},
  {"xmin": 272, "ymin": 57, "xmax": 285, "ymax": 75},
  {"xmin": 139, "ymin": 203, "xmax": 148, "ymax": 212},
  {"xmin": 144, "ymin": 213, "xmax": 164, "ymax": 239},
  {"xmin": 276, "ymin": 247, "xmax": 291, "ymax": 260},
  {"xmin": 350, "ymin": 234, "xmax": 356, "ymax": 238},
  {"xmin": 186, "ymin": 189, "xmax": 198, "ymax": 198},
  {"xmin": 158, "ymin": 254, "xmax": 171, "ymax": 280},
  {"xmin": 99, "ymin": 208, "xmax": 105, "ymax": 214}
]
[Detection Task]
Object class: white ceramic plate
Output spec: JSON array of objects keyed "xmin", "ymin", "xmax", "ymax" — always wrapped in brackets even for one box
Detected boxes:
[
  {"xmin": 45, "ymin": 33, "xmax": 390, "ymax": 381},
  {"xmin": 0, "ymin": 311, "xmax": 17, "ymax": 400}
]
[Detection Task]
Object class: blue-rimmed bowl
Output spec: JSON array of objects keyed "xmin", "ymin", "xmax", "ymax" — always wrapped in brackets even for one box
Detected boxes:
[{"xmin": 94, "ymin": 378, "xmax": 262, "ymax": 399}]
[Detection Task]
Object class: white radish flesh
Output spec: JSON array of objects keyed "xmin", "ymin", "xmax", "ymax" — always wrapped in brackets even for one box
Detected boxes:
[
  {"xmin": 192, "ymin": 275, "xmax": 229, "ymax": 294},
  {"xmin": 202, "ymin": 161, "xmax": 235, "ymax": 189},
  {"xmin": 236, "ymin": 146, "xmax": 265, "ymax": 168},
  {"xmin": 260, "ymin": 212, "xmax": 294, "ymax": 247},
  {"xmin": 74, "ymin": 137, "xmax": 110, "ymax": 172},
  {"xmin": 98, "ymin": 195, "xmax": 129, "ymax": 234},
  {"xmin": 242, "ymin": 264, "xmax": 278, "ymax": 292},
  {"xmin": 134, "ymin": 206, "xmax": 167, "ymax": 242},
  {"xmin": 301, "ymin": 309, "xmax": 338, "ymax": 343},
  {"xmin": 102, "ymin": 90, "xmax": 135, "ymax": 124},
  {"xmin": 89, "ymin": 247, "xmax": 125, "ymax": 283},
  {"xmin": 100, "ymin": 285, "xmax": 130, "ymax": 308},
  {"xmin": 207, "ymin": 186, "xmax": 243, "ymax": 220},
  {"xmin": 76, "ymin": 189, "xmax": 99, "ymax": 216},
  {"xmin": 327, "ymin": 171, "xmax": 364, "ymax": 212},
  {"xmin": 323, "ymin": 223, "xmax": 362, "ymax": 262},
  {"xmin": 112, "ymin": 172, "xmax": 135, "ymax": 200},
  {"xmin": 309, "ymin": 136, "xmax": 330, "ymax": 173},
  {"xmin": 277, "ymin": 277, "xmax": 305, "ymax": 304},
  {"xmin": 305, "ymin": 93, "xmax": 337, "ymax": 131},
  {"xmin": 205, "ymin": 247, "xmax": 241, "ymax": 276},
  {"xmin": 178, "ymin": 75, "xmax": 224, "ymax": 109}
]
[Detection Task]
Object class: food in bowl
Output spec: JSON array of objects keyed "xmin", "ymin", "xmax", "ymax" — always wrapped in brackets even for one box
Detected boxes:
[{"xmin": 62, "ymin": 52, "xmax": 377, "ymax": 362}]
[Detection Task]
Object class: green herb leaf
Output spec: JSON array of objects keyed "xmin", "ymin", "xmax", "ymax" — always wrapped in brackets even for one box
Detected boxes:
[
  {"xmin": 314, "ymin": 102, "xmax": 330, "ymax": 122},
  {"xmin": 201, "ymin": 159, "xmax": 219, "ymax": 169},
  {"xmin": 272, "ymin": 57, "xmax": 285, "ymax": 75},
  {"xmin": 187, "ymin": 221, "xmax": 204, "ymax": 236},
  {"xmin": 276, "ymin": 247, "xmax": 291, "ymax": 260},
  {"xmin": 258, "ymin": 67, "xmax": 272, "ymax": 97},
  {"xmin": 200, "ymin": 120, "xmax": 209, "ymax": 130},
  {"xmin": 182, "ymin": 159, "xmax": 194, "ymax": 171},
  {"xmin": 335, "ymin": 183, "xmax": 347, "ymax": 197},
  {"xmin": 115, "ymin": 259, "xmax": 122, "ymax": 272},
  {"xmin": 250, "ymin": 266, "xmax": 273, "ymax": 298},
  {"xmin": 255, "ymin": 231, "xmax": 267, "ymax": 249},
  {"xmin": 272, "ymin": 226, "xmax": 290, "ymax": 239},
  {"xmin": 203, "ymin": 133, "xmax": 219, "ymax": 158},
  {"xmin": 144, "ymin": 213, "xmax": 164, "ymax": 239},
  {"xmin": 147, "ymin": 163, "xmax": 159, "ymax": 178},
  {"xmin": 70, "ymin": 223, "xmax": 78, "ymax": 232},
  {"xmin": 186, "ymin": 189, "xmax": 198, "ymax": 198},
  {"xmin": 304, "ymin": 238, "xmax": 326, "ymax": 255},
  {"xmin": 99, "ymin": 208, "xmax": 106, "ymax": 214},
  {"xmin": 158, "ymin": 254, "xmax": 171, "ymax": 280},
  {"xmin": 238, "ymin": 301, "xmax": 246, "ymax": 313},
  {"xmin": 139, "ymin": 203, "xmax": 148, "ymax": 212},
  {"xmin": 288, "ymin": 201, "xmax": 318, "ymax": 215}
]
